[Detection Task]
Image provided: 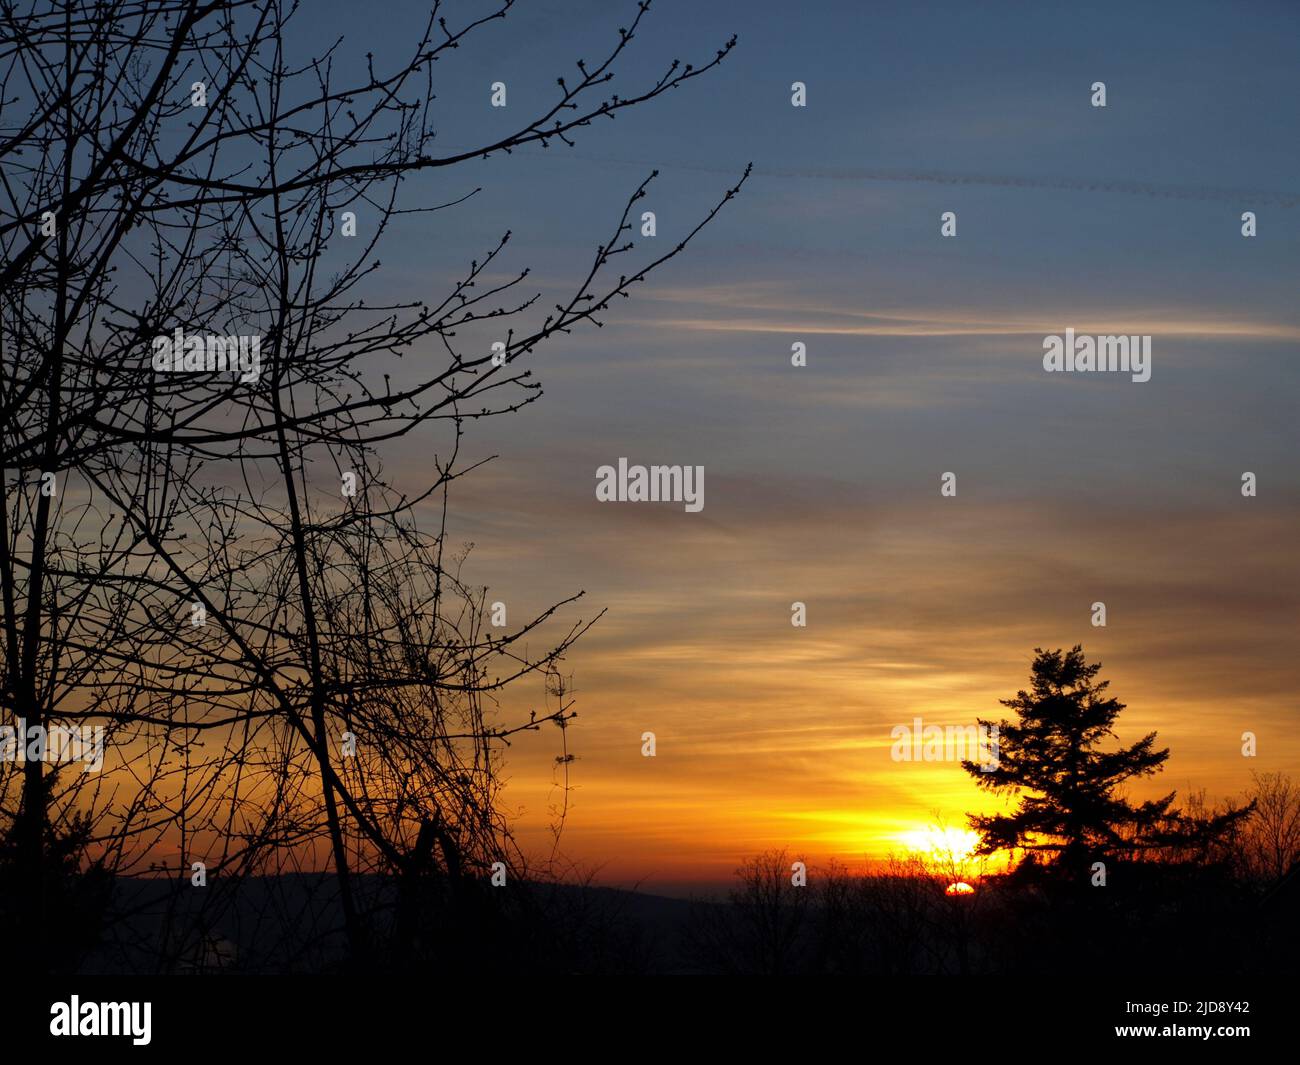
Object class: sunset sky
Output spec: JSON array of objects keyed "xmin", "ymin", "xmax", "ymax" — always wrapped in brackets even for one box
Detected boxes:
[{"xmin": 307, "ymin": 0, "xmax": 1299, "ymax": 892}]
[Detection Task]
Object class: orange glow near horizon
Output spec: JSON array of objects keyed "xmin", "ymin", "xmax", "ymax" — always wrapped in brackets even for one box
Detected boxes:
[
  {"xmin": 483, "ymin": 597, "xmax": 1297, "ymax": 889},
  {"xmin": 898, "ymin": 827, "xmax": 981, "ymax": 863}
]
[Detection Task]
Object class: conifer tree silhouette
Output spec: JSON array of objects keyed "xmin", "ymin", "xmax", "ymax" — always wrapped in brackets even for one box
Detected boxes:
[{"xmin": 962, "ymin": 646, "xmax": 1181, "ymax": 873}]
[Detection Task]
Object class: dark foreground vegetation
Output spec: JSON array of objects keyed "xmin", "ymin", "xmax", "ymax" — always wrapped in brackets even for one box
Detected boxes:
[{"xmin": 5, "ymin": 770, "xmax": 1296, "ymax": 977}]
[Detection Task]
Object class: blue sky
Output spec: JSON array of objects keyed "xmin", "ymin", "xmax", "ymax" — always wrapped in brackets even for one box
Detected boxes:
[{"xmin": 295, "ymin": 1, "xmax": 1299, "ymax": 886}]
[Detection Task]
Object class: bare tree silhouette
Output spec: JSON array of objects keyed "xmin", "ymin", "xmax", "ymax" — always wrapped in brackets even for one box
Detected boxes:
[
  {"xmin": 1, "ymin": 0, "xmax": 747, "ymax": 971},
  {"xmin": 1235, "ymin": 772, "xmax": 1300, "ymax": 885}
]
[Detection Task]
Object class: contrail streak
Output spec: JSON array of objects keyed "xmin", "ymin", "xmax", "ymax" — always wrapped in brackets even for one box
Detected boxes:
[{"xmin": 494, "ymin": 148, "xmax": 1299, "ymax": 208}]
